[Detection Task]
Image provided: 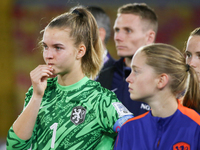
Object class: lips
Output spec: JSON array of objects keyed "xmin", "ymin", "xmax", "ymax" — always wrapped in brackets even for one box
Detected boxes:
[
  {"xmin": 48, "ymin": 63, "xmax": 54, "ymax": 66},
  {"xmin": 117, "ymin": 46, "xmax": 126, "ymax": 50},
  {"xmin": 128, "ymin": 87, "xmax": 133, "ymax": 91}
]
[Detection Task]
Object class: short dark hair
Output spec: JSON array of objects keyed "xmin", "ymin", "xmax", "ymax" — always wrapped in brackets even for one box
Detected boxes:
[
  {"xmin": 118, "ymin": 3, "xmax": 158, "ymax": 33},
  {"xmin": 87, "ymin": 6, "xmax": 111, "ymax": 44}
]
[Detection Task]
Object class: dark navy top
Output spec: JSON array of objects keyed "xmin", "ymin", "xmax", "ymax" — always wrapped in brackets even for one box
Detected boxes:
[{"xmin": 96, "ymin": 57, "xmax": 150, "ymax": 116}]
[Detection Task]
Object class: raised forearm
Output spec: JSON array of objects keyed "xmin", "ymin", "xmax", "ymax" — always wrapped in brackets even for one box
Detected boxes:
[{"xmin": 13, "ymin": 95, "xmax": 42, "ymax": 140}]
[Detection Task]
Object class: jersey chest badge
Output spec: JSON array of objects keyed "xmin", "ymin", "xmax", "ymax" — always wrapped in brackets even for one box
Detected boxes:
[
  {"xmin": 70, "ymin": 106, "xmax": 87, "ymax": 125},
  {"xmin": 173, "ymin": 142, "xmax": 190, "ymax": 150}
]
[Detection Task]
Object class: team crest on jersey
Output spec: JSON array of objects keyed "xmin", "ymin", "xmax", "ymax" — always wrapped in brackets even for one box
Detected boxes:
[
  {"xmin": 70, "ymin": 106, "xmax": 87, "ymax": 125},
  {"xmin": 173, "ymin": 142, "xmax": 190, "ymax": 150}
]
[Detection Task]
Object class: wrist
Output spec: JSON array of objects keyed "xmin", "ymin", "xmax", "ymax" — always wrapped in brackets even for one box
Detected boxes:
[{"xmin": 31, "ymin": 93, "xmax": 43, "ymax": 102}]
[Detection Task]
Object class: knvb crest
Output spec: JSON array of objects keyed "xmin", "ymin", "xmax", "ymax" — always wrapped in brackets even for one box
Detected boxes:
[
  {"xmin": 173, "ymin": 142, "xmax": 190, "ymax": 150},
  {"xmin": 70, "ymin": 106, "xmax": 86, "ymax": 125}
]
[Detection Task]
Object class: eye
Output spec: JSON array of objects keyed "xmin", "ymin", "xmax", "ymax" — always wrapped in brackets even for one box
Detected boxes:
[
  {"xmin": 125, "ymin": 28, "xmax": 132, "ymax": 34},
  {"xmin": 127, "ymin": 29, "xmax": 131, "ymax": 33},
  {"xmin": 114, "ymin": 28, "xmax": 119, "ymax": 33},
  {"xmin": 55, "ymin": 46, "xmax": 61, "ymax": 51},
  {"xmin": 133, "ymin": 68, "xmax": 138, "ymax": 74},
  {"xmin": 42, "ymin": 43, "xmax": 48, "ymax": 51},
  {"xmin": 197, "ymin": 53, "xmax": 200, "ymax": 59},
  {"xmin": 185, "ymin": 52, "xmax": 191, "ymax": 58}
]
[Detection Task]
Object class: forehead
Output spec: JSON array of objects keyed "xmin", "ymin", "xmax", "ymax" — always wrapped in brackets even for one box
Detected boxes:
[
  {"xmin": 114, "ymin": 14, "xmax": 142, "ymax": 28},
  {"xmin": 186, "ymin": 35, "xmax": 200, "ymax": 52},
  {"xmin": 44, "ymin": 27, "xmax": 70, "ymax": 34},
  {"xmin": 42, "ymin": 27, "xmax": 71, "ymax": 41},
  {"xmin": 131, "ymin": 50, "xmax": 146, "ymax": 66}
]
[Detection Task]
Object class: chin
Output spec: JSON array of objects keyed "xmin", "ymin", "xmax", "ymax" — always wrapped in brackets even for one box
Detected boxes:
[
  {"xmin": 118, "ymin": 52, "xmax": 133, "ymax": 58},
  {"xmin": 130, "ymin": 95, "xmax": 138, "ymax": 101},
  {"xmin": 130, "ymin": 96, "xmax": 145, "ymax": 102},
  {"xmin": 118, "ymin": 54, "xmax": 131, "ymax": 58}
]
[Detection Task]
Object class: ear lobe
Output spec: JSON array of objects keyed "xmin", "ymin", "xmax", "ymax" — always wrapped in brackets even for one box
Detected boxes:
[
  {"xmin": 77, "ymin": 44, "xmax": 86, "ymax": 59},
  {"xmin": 157, "ymin": 73, "xmax": 169, "ymax": 89}
]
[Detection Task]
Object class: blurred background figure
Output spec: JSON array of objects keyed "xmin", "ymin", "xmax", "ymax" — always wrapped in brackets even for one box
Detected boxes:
[
  {"xmin": 96, "ymin": 3, "xmax": 158, "ymax": 116},
  {"xmin": 184, "ymin": 27, "xmax": 200, "ymax": 113},
  {"xmin": 87, "ymin": 6, "xmax": 115, "ymax": 70}
]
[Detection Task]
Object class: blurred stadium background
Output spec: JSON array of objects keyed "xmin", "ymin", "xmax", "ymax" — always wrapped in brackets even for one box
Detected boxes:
[{"xmin": 1, "ymin": 0, "xmax": 200, "ymax": 149}]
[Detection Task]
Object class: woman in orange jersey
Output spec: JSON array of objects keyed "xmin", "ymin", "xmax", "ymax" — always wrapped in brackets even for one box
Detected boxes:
[{"xmin": 184, "ymin": 27, "xmax": 200, "ymax": 113}]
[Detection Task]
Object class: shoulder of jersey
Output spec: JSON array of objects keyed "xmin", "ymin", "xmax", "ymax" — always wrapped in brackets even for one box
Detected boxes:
[
  {"xmin": 179, "ymin": 104, "xmax": 200, "ymax": 126},
  {"xmin": 124, "ymin": 112, "xmax": 149, "ymax": 125}
]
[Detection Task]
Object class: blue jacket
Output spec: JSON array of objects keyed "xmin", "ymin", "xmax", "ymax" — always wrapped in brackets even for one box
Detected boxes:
[
  {"xmin": 96, "ymin": 57, "xmax": 149, "ymax": 116},
  {"xmin": 115, "ymin": 102, "xmax": 200, "ymax": 150}
]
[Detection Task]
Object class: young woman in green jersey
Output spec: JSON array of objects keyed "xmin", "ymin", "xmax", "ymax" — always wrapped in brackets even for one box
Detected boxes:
[
  {"xmin": 7, "ymin": 6, "xmax": 132, "ymax": 150},
  {"xmin": 184, "ymin": 27, "xmax": 200, "ymax": 113}
]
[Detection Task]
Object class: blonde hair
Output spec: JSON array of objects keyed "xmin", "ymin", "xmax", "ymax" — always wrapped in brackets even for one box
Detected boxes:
[
  {"xmin": 189, "ymin": 27, "xmax": 200, "ymax": 36},
  {"xmin": 182, "ymin": 27, "xmax": 200, "ymax": 112},
  {"xmin": 141, "ymin": 43, "xmax": 200, "ymax": 112},
  {"xmin": 44, "ymin": 6, "xmax": 104, "ymax": 79}
]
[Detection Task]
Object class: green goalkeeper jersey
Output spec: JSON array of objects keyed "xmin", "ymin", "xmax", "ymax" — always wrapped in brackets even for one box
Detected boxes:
[{"xmin": 7, "ymin": 77, "xmax": 132, "ymax": 150}]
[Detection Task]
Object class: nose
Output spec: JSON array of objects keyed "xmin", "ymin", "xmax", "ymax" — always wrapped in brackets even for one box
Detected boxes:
[
  {"xmin": 43, "ymin": 49, "xmax": 54, "ymax": 60},
  {"xmin": 114, "ymin": 31, "xmax": 123, "ymax": 42},
  {"xmin": 126, "ymin": 73, "xmax": 132, "ymax": 83}
]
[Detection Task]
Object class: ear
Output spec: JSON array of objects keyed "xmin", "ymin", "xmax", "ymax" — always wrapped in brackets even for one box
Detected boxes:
[
  {"xmin": 146, "ymin": 30, "xmax": 156, "ymax": 44},
  {"xmin": 98, "ymin": 27, "xmax": 106, "ymax": 46},
  {"xmin": 157, "ymin": 73, "xmax": 169, "ymax": 90},
  {"xmin": 76, "ymin": 44, "xmax": 86, "ymax": 59}
]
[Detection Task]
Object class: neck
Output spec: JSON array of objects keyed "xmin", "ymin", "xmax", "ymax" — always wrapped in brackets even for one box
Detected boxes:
[
  {"xmin": 103, "ymin": 43, "xmax": 106, "ymax": 51},
  {"xmin": 124, "ymin": 57, "xmax": 132, "ymax": 67},
  {"xmin": 148, "ymin": 92, "xmax": 178, "ymax": 118},
  {"xmin": 57, "ymin": 71, "xmax": 85, "ymax": 86}
]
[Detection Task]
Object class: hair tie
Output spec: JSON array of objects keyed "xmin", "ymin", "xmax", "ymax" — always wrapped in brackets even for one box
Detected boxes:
[
  {"xmin": 72, "ymin": 9, "xmax": 83, "ymax": 18},
  {"xmin": 186, "ymin": 64, "xmax": 190, "ymax": 72}
]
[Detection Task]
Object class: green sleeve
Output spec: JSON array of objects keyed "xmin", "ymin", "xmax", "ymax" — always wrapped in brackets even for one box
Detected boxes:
[
  {"xmin": 6, "ymin": 126, "xmax": 32, "ymax": 150},
  {"xmin": 97, "ymin": 90, "xmax": 120, "ymax": 133},
  {"xmin": 6, "ymin": 87, "xmax": 34, "ymax": 150},
  {"xmin": 94, "ymin": 133, "xmax": 116, "ymax": 150},
  {"xmin": 98, "ymin": 89, "xmax": 133, "ymax": 133}
]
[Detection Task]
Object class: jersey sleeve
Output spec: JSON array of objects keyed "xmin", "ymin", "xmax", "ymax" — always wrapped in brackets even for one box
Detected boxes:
[
  {"xmin": 94, "ymin": 133, "xmax": 115, "ymax": 150},
  {"xmin": 6, "ymin": 87, "xmax": 34, "ymax": 150},
  {"xmin": 114, "ymin": 124, "xmax": 125, "ymax": 150},
  {"xmin": 114, "ymin": 123, "xmax": 130, "ymax": 150},
  {"xmin": 6, "ymin": 126, "xmax": 32, "ymax": 150},
  {"xmin": 97, "ymin": 90, "xmax": 133, "ymax": 134},
  {"xmin": 195, "ymin": 126, "xmax": 200, "ymax": 149}
]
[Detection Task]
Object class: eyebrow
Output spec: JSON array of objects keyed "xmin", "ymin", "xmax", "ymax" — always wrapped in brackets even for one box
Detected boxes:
[
  {"xmin": 186, "ymin": 50, "xmax": 200, "ymax": 54},
  {"xmin": 41, "ymin": 42, "xmax": 64, "ymax": 47},
  {"xmin": 41, "ymin": 41, "xmax": 46, "ymax": 45},
  {"xmin": 52, "ymin": 43, "xmax": 64, "ymax": 47},
  {"xmin": 114, "ymin": 26, "xmax": 133, "ymax": 30},
  {"xmin": 131, "ymin": 65, "xmax": 139, "ymax": 70},
  {"xmin": 185, "ymin": 50, "xmax": 191, "ymax": 54}
]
